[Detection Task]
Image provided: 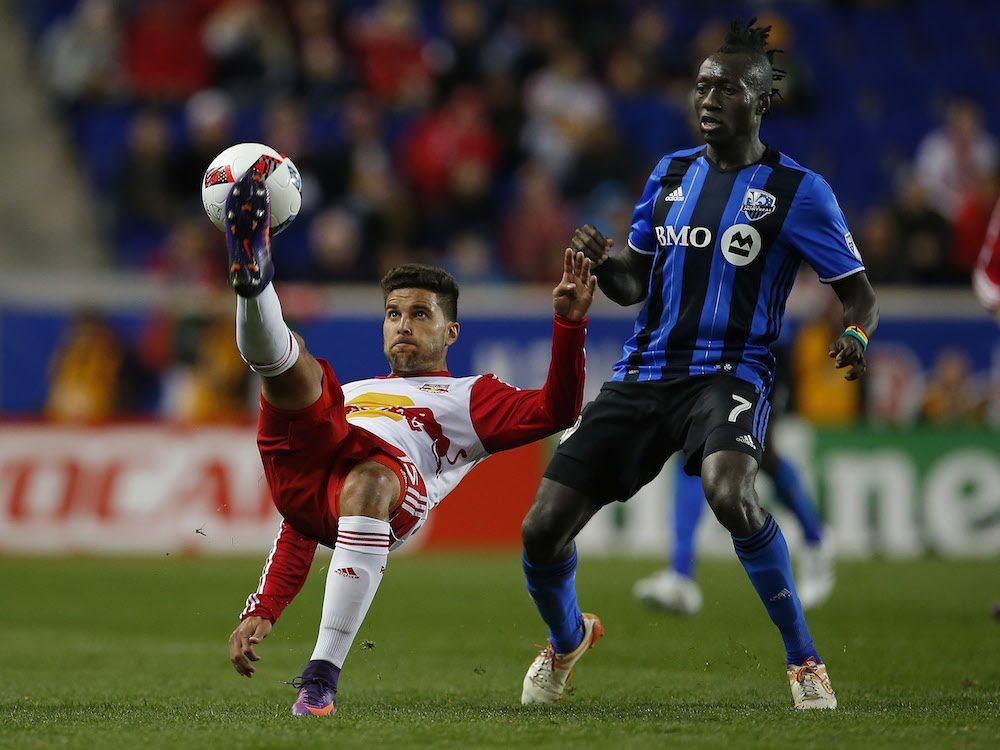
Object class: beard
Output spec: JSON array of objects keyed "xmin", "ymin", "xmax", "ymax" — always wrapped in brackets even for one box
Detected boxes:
[{"xmin": 386, "ymin": 341, "xmax": 444, "ymax": 374}]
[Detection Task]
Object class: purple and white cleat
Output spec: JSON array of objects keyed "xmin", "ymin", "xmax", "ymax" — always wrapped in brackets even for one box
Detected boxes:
[
  {"xmin": 289, "ymin": 660, "xmax": 339, "ymax": 717},
  {"xmin": 224, "ymin": 164, "xmax": 273, "ymax": 297}
]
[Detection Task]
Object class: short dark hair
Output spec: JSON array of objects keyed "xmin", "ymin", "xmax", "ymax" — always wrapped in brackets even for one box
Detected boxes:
[
  {"xmin": 380, "ymin": 264, "xmax": 460, "ymax": 321},
  {"xmin": 716, "ymin": 17, "xmax": 786, "ymax": 98}
]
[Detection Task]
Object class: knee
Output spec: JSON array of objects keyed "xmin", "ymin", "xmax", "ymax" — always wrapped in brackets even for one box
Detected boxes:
[
  {"xmin": 701, "ymin": 462, "xmax": 759, "ymax": 535},
  {"xmin": 338, "ymin": 462, "xmax": 400, "ymax": 520},
  {"xmin": 521, "ymin": 498, "xmax": 554, "ymax": 562},
  {"xmin": 520, "ymin": 489, "xmax": 568, "ymax": 563}
]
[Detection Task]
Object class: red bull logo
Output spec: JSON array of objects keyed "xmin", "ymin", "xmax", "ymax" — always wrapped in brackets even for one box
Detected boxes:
[{"xmin": 346, "ymin": 393, "xmax": 466, "ymax": 475}]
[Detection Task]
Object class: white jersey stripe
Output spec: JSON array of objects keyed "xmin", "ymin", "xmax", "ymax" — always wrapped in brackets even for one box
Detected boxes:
[{"xmin": 241, "ymin": 522, "xmax": 282, "ymax": 619}]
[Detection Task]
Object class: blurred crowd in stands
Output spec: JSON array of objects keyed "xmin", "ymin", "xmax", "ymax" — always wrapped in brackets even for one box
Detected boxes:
[
  {"xmin": 21, "ymin": 0, "xmax": 1000, "ymax": 286},
  {"xmin": 14, "ymin": 0, "xmax": 1000, "ymax": 423}
]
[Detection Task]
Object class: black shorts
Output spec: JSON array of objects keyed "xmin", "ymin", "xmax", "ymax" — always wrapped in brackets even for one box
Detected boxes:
[{"xmin": 545, "ymin": 375, "xmax": 769, "ymax": 505}]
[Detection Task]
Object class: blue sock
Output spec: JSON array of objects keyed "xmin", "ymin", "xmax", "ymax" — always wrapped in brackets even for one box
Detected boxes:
[
  {"xmin": 523, "ymin": 549, "xmax": 584, "ymax": 654},
  {"xmin": 771, "ymin": 458, "xmax": 823, "ymax": 544},
  {"xmin": 672, "ymin": 463, "xmax": 705, "ymax": 578},
  {"xmin": 733, "ymin": 515, "xmax": 820, "ymax": 665}
]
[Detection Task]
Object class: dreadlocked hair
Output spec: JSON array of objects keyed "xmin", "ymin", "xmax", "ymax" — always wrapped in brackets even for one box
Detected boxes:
[{"xmin": 718, "ymin": 17, "xmax": 787, "ymax": 98}]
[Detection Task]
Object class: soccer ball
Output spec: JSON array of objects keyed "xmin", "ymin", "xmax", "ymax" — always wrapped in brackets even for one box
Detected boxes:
[{"xmin": 201, "ymin": 143, "xmax": 302, "ymax": 235}]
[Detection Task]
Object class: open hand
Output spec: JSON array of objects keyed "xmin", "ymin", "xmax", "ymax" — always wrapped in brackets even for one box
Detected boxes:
[
  {"xmin": 553, "ymin": 249, "xmax": 597, "ymax": 321},
  {"xmin": 228, "ymin": 615, "xmax": 272, "ymax": 677},
  {"xmin": 828, "ymin": 335, "xmax": 867, "ymax": 381}
]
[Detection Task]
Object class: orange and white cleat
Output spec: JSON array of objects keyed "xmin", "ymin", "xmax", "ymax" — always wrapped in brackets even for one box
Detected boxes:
[
  {"xmin": 787, "ymin": 658, "xmax": 837, "ymax": 709},
  {"xmin": 521, "ymin": 613, "xmax": 604, "ymax": 704}
]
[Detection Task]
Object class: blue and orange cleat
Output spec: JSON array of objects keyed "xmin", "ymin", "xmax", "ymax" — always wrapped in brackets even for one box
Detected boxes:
[
  {"xmin": 224, "ymin": 165, "xmax": 273, "ymax": 297},
  {"xmin": 288, "ymin": 660, "xmax": 339, "ymax": 717}
]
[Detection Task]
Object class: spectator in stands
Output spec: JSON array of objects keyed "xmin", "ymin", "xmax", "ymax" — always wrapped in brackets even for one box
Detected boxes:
[
  {"xmin": 167, "ymin": 89, "xmax": 236, "ymax": 212},
  {"xmin": 891, "ymin": 174, "xmax": 953, "ymax": 283},
  {"xmin": 921, "ymin": 349, "xmax": 983, "ymax": 425},
  {"xmin": 857, "ymin": 207, "xmax": 904, "ymax": 284},
  {"xmin": 755, "ymin": 11, "xmax": 816, "ymax": 113},
  {"xmin": 123, "ymin": 0, "xmax": 212, "ymax": 102},
  {"xmin": 792, "ymin": 293, "xmax": 862, "ymax": 426},
  {"xmin": 431, "ymin": 0, "xmax": 491, "ymax": 98},
  {"xmin": 914, "ymin": 98, "xmax": 998, "ymax": 222},
  {"xmin": 500, "ymin": 160, "xmax": 576, "ymax": 283},
  {"xmin": 40, "ymin": 0, "xmax": 124, "ymax": 111},
  {"xmin": 162, "ymin": 312, "xmax": 251, "ymax": 423},
  {"xmin": 521, "ymin": 44, "xmax": 607, "ymax": 182},
  {"xmin": 201, "ymin": 0, "xmax": 296, "ymax": 101},
  {"xmin": 349, "ymin": 0, "xmax": 431, "ymax": 109},
  {"xmin": 114, "ymin": 108, "xmax": 175, "ymax": 263},
  {"xmin": 286, "ymin": 0, "xmax": 355, "ymax": 104},
  {"xmin": 442, "ymin": 232, "xmax": 506, "ymax": 284},
  {"xmin": 306, "ymin": 207, "xmax": 374, "ymax": 283},
  {"xmin": 46, "ymin": 312, "xmax": 142, "ymax": 422},
  {"xmin": 149, "ymin": 217, "xmax": 218, "ymax": 286},
  {"xmin": 400, "ymin": 87, "xmax": 499, "ymax": 206}
]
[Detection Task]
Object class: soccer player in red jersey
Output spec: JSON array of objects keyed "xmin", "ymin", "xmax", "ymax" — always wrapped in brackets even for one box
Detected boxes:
[
  {"xmin": 974, "ymin": 196, "xmax": 1000, "ymax": 322},
  {"xmin": 221, "ymin": 165, "xmax": 596, "ymax": 716}
]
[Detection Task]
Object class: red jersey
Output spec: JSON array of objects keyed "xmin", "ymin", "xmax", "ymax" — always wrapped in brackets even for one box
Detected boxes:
[
  {"xmin": 242, "ymin": 315, "xmax": 586, "ymax": 622},
  {"xmin": 973, "ymin": 197, "xmax": 1000, "ymax": 310}
]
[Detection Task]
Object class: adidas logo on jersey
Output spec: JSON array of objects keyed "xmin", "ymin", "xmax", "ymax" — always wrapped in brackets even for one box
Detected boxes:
[
  {"xmin": 663, "ymin": 185, "xmax": 684, "ymax": 202},
  {"xmin": 736, "ymin": 434, "xmax": 756, "ymax": 449},
  {"xmin": 334, "ymin": 567, "xmax": 360, "ymax": 579}
]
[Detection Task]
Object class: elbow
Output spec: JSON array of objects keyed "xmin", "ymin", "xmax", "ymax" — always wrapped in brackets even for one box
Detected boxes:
[{"xmin": 559, "ymin": 399, "xmax": 584, "ymax": 430}]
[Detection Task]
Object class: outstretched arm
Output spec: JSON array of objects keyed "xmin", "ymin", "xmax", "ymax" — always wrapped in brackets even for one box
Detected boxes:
[
  {"xmin": 829, "ymin": 271, "xmax": 879, "ymax": 381},
  {"xmin": 228, "ymin": 521, "xmax": 318, "ymax": 677},
  {"xmin": 470, "ymin": 250, "xmax": 592, "ymax": 452},
  {"xmin": 570, "ymin": 224, "xmax": 652, "ymax": 306}
]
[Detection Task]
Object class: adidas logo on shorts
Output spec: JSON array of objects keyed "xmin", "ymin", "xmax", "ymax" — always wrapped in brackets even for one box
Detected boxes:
[{"xmin": 736, "ymin": 434, "xmax": 756, "ymax": 449}]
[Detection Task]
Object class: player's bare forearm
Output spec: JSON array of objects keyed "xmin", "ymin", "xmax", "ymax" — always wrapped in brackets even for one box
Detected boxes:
[
  {"xmin": 833, "ymin": 272, "xmax": 879, "ymax": 336},
  {"xmin": 829, "ymin": 272, "xmax": 879, "ymax": 380},
  {"xmin": 595, "ymin": 251, "xmax": 651, "ymax": 306},
  {"xmin": 569, "ymin": 224, "xmax": 650, "ymax": 307}
]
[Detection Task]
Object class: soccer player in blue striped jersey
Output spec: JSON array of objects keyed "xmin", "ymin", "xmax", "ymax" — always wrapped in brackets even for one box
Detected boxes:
[{"xmin": 519, "ymin": 18, "xmax": 878, "ymax": 710}]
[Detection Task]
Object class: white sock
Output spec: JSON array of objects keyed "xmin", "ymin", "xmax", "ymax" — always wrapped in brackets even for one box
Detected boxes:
[
  {"xmin": 235, "ymin": 284, "xmax": 299, "ymax": 376},
  {"xmin": 310, "ymin": 516, "xmax": 391, "ymax": 668}
]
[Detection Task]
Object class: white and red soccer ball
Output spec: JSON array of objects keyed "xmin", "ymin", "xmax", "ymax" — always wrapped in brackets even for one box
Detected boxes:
[{"xmin": 201, "ymin": 142, "xmax": 302, "ymax": 235}]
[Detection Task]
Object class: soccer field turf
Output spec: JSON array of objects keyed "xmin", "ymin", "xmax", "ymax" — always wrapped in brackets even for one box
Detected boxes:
[{"xmin": 2, "ymin": 554, "xmax": 998, "ymax": 749}]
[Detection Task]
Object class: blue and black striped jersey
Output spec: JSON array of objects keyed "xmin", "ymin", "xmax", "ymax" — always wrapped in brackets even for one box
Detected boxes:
[{"xmin": 612, "ymin": 146, "xmax": 864, "ymax": 391}]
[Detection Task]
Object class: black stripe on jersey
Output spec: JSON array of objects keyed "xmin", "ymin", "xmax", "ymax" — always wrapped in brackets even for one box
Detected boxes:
[
  {"xmin": 719, "ymin": 160, "xmax": 807, "ymax": 367},
  {"xmin": 662, "ymin": 166, "xmax": 740, "ymax": 373},
  {"xmin": 623, "ymin": 152, "xmax": 701, "ymax": 382}
]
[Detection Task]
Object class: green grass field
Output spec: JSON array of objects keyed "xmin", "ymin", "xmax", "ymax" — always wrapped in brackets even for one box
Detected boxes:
[{"xmin": 2, "ymin": 554, "xmax": 998, "ymax": 749}]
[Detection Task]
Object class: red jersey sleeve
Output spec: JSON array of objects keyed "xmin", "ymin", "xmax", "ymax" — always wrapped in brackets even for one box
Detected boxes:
[
  {"xmin": 974, "ymin": 198, "xmax": 1000, "ymax": 309},
  {"xmin": 240, "ymin": 520, "xmax": 318, "ymax": 623},
  {"xmin": 470, "ymin": 315, "xmax": 587, "ymax": 453}
]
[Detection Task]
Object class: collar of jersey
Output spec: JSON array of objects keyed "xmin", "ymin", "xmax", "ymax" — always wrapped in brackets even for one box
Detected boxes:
[
  {"xmin": 702, "ymin": 144, "xmax": 778, "ymax": 173},
  {"xmin": 377, "ymin": 370, "xmax": 453, "ymax": 379}
]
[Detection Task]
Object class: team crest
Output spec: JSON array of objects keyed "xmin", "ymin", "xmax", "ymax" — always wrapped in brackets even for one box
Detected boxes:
[
  {"xmin": 741, "ymin": 188, "xmax": 776, "ymax": 222},
  {"xmin": 203, "ymin": 165, "xmax": 234, "ymax": 188},
  {"xmin": 419, "ymin": 383, "xmax": 451, "ymax": 393}
]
